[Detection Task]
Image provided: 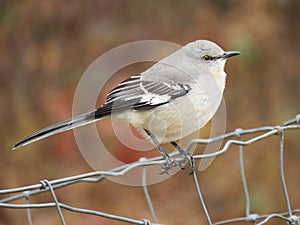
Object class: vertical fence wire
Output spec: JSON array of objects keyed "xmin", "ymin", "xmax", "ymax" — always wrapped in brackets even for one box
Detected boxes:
[
  {"xmin": 24, "ymin": 191, "xmax": 33, "ymax": 225},
  {"xmin": 278, "ymin": 129, "xmax": 292, "ymax": 218},
  {"xmin": 190, "ymin": 156, "xmax": 213, "ymax": 225},
  {"xmin": 237, "ymin": 129, "xmax": 251, "ymax": 218},
  {"xmin": 142, "ymin": 164, "xmax": 158, "ymax": 223}
]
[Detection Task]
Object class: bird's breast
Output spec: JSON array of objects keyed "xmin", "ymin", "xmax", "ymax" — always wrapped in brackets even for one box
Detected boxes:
[{"xmin": 125, "ymin": 88, "xmax": 223, "ymax": 143}]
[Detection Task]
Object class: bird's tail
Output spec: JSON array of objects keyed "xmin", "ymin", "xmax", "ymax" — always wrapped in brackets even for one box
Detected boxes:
[{"xmin": 13, "ymin": 110, "xmax": 101, "ymax": 150}]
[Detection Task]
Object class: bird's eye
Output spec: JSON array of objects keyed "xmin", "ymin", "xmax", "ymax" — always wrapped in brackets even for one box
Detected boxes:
[{"xmin": 202, "ymin": 55, "xmax": 212, "ymax": 61}]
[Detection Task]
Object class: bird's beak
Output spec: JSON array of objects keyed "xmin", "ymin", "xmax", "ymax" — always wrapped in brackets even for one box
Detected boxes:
[{"xmin": 222, "ymin": 51, "xmax": 240, "ymax": 59}]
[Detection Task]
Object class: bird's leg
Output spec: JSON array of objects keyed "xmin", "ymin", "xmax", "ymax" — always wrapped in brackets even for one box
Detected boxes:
[
  {"xmin": 144, "ymin": 129, "xmax": 176, "ymax": 174},
  {"xmin": 171, "ymin": 142, "xmax": 194, "ymax": 172}
]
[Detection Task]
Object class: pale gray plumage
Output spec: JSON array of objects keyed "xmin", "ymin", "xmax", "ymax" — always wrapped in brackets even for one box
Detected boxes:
[{"xmin": 13, "ymin": 40, "xmax": 239, "ymax": 153}]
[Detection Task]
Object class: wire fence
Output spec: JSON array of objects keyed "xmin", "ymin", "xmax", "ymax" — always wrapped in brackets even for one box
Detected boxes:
[{"xmin": 1, "ymin": 114, "xmax": 300, "ymax": 225}]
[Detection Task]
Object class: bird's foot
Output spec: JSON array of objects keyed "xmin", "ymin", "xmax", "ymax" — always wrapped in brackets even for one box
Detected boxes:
[
  {"xmin": 159, "ymin": 156, "xmax": 177, "ymax": 175},
  {"xmin": 170, "ymin": 142, "xmax": 192, "ymax": 171},
  {"xmin": 177, "ymin": 149, "xmax": 191, "ymax": 170}
]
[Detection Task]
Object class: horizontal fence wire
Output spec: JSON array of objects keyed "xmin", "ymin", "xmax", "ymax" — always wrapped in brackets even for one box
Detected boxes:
[{"xmin": 0, "ymin": 114, "xmax": 300, "ymax": 225}]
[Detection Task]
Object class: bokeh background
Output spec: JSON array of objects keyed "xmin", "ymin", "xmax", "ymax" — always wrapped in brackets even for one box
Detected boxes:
[{"xmin": 0, "ymin": 0, "xmax": 299, "ymax": 224}]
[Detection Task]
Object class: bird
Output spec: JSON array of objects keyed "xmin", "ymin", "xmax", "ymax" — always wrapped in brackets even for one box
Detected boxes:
[{"xmin": 13, "ymin": 40, "xmax": 240, "ymax": 172}]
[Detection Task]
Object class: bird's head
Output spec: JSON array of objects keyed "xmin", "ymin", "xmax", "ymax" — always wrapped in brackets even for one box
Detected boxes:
[
  {"xmin": 182, "ymin": 40, "xmax": 240, "ymax": 91},
  {"xmin": 184, "ymin": 40, "xmax": 240, "ymax": 76}
]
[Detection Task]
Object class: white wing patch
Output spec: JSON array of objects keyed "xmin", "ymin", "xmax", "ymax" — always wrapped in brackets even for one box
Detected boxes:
[{"xmin": 139, "ymin": 93, "xmax": 171, "ymax": 105}]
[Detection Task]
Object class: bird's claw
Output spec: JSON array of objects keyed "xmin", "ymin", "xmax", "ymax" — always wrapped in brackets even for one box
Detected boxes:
[
  {"xmin": 177, "ymin": 149, "xmax": 191, "ymax": 170},
  {"xmin": 159, "ymin": 156, "xmax": 177, "ymax": 174},
  {"xmin": 159, "ymin": 151, "xmax": 194, "ymax": 174},
  {"xmin": 179, "ymin": 150, "xmax": 195, "ymax": 174}
]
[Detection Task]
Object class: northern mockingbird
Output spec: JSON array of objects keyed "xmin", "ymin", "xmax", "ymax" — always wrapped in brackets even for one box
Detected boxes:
[{"xmin": 13, "ymin": 40, "xmax": 239, "ymax": 172}]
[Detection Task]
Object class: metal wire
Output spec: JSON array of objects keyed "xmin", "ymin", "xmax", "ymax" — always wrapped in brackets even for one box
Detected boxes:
[
  {"xmin": 142, "ymin": 160, "xmax": 158, "ymax": 223},
  {"xmin": 0, "ymin": 114, "xmax": 299, "ymax": 225},
  {"xmin": 237, "ymin": 132, "xmax": 251, "ymax": 218}
]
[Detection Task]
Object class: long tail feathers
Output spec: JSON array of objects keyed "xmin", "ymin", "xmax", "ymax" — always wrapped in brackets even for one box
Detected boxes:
[{"xmin": 13, "ymin": 110, "xmax": 101, "ymax": 150}]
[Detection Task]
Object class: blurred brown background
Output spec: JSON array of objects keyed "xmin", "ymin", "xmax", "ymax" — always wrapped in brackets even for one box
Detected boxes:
[{"xmin": 0, "ymin": 0, "xmax": 299, "ymax": 224}]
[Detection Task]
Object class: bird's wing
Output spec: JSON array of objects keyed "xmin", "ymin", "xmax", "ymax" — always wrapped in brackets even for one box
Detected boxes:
[{"xmin": 95, "ymin": 74, "xmax": 191, "ymax": 118}]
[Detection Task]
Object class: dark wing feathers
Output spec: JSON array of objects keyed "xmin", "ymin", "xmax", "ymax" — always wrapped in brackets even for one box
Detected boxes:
[
  {"xmin": 95, "ymin": 74, "xmax": 191, "ymax": 118},
  {"xmin": 105, "ymin": 75, "xmax": 141, "ymax": 102}
]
